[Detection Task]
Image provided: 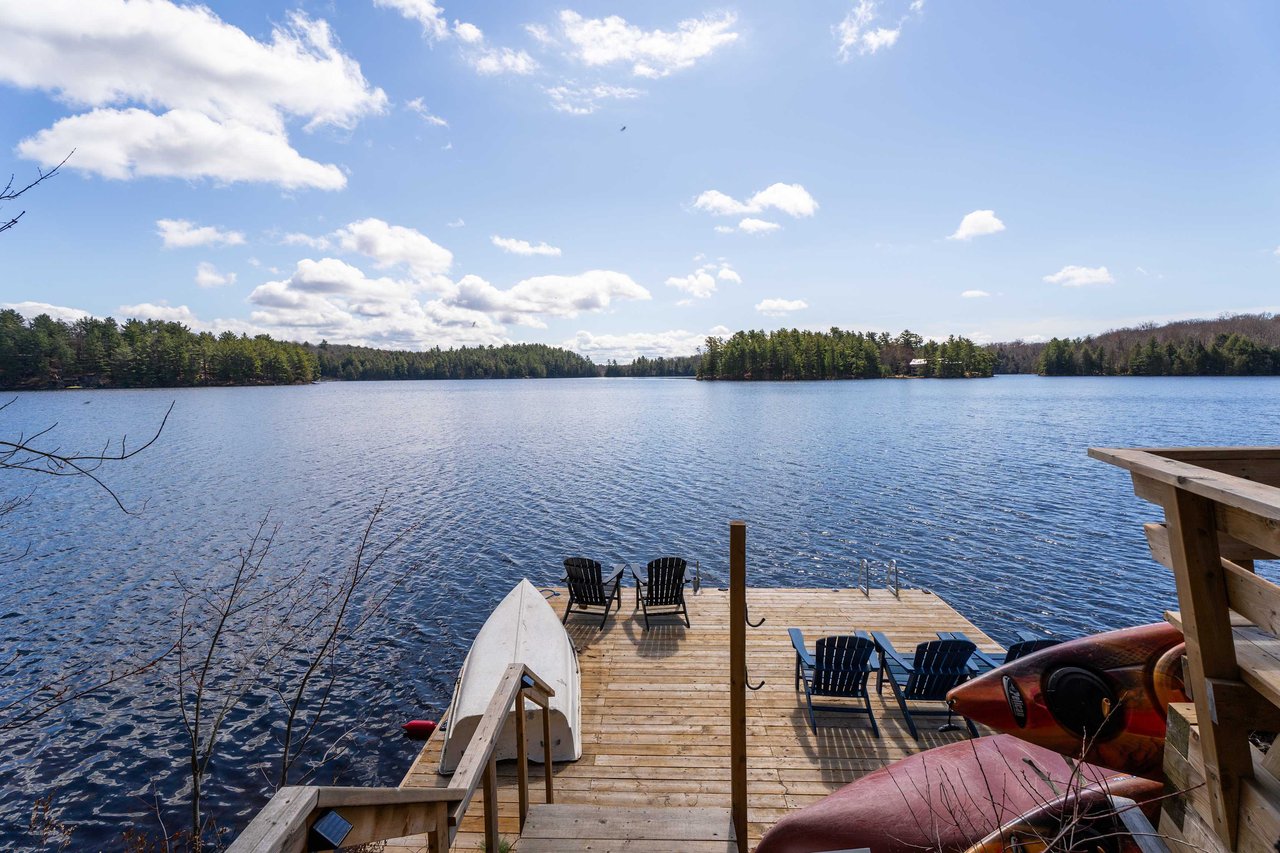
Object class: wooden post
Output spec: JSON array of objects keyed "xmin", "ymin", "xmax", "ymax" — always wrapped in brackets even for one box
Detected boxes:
[
  {"xmin": 482, "ymin": 757, "xmax": 499, "ymax": 851},
  {"xmin": 730, "ymin": 520, "xmax": 748, "ymax": 853},
  {"xmin": 515, "ymin": 690, "xmax": 529, "ymax": 831},
  {"xmin": 542, "ymin": 704, "xmax": 555, "ymax": 804},
  {"xmin": 427, "ymin": 800, "xmax": 449, "ymax": 853},
  {"xmin": 1164, "ymin": 484, "xmax": 1251, "ymax": 845}
]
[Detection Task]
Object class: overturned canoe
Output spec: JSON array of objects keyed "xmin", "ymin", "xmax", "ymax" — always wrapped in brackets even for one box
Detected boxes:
[
  {"xmin": 755, "ymin": 734, "xmax": 1162, "ymax": 853},
  {"xmin": 438, "ymin": 579, "xmax": 582, "ymax": 774},
  {"xmin": 946, "ymin": 622, "xmax": 1187, "ymax": 778}
]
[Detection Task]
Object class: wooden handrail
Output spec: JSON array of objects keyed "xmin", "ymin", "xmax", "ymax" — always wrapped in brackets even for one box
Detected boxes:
[
  {"xmin": 1094, "ymin": 445, "xmax": 1280, "ymax": 849},
  {"xmin": 228, "ymin": 662, "xmax": 555, "ymax": 853}
]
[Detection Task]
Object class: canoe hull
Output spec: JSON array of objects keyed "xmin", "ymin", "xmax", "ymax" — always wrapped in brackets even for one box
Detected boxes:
[
  {"xmin": 755, "ymin": 734, "xmax": 1162, "ymax": 853},
  {"xmin": 439, "ymin": 579, "xmax": 582, "ymax": 773}
]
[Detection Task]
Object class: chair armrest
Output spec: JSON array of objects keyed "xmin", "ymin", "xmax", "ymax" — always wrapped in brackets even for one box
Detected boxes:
[
  {"xmin": 605, "ymin": 567, "xmax": 624, "ymax": 585},
  {"xmin": 871, "ymin": 632, "xmax": 913, "ymax": 672},
  {"xmin": 1016, "ymin": 628, "xmax": 1045, "ymax": 643},
  {"xmin": 630, "ymin": 568, "xmax": 644, "ymax": 586},
  {"xmin": 968, "ymin": 649, "xmax": 1002, "ymax": 672},
  {"xmin": 788, "ymin": 628, "xmax": 815, "ymax": 669}
]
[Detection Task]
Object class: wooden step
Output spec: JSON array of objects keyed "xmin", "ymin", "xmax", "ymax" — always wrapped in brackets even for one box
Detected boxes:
[{"xmin": 517, "ymin": 804, "xmax": 735, "ymax": 852}]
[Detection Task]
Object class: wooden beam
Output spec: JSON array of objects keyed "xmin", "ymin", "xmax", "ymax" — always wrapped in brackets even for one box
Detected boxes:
[
  {"xmin": 482, "ymin": 757, "xmax": 499, "ymax": 852},
  {"xmin": 516, "ymin": 689, "xmax": 530, "ymax": 832},
  {"xmin": 1144, "ymin": 522, "xmax": 1276, "ymax": 569},
  {"xmin": 1089, "ymin": 447, "xmax": 1280, "ymax": 523},
  {"xmin": 1163, "ymin": 482, "xmax": 1251, "ymax": 846},
  {"xmin": 729, "ymin": 520, "xmax": 748, "ymax": 853},
  {"xmin": 542, "ymin": 704, "xmax": 554, "ymax": 805}
]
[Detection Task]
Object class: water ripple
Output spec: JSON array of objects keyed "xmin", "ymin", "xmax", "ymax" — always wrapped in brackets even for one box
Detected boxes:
[{"xmin": 0, "ymin": 376, "xmax": 1278, "ymax": 846}]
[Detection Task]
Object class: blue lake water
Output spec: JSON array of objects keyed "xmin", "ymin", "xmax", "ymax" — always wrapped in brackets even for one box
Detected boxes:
[{"xmin": 2, "ymin": 375, "xmax": 1278, "ymax": 847}]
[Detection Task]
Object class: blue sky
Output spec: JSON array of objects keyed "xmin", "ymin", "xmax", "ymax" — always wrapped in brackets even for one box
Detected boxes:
[{"xmin": 2, "ymin": 0, "xmax": 1278, "ymax": 359}]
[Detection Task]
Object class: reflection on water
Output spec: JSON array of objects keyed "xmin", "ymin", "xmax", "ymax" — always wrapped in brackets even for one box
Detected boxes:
[{"xmin": 1, "ymin": 375, "xmax": 1277, "ymax": 846}]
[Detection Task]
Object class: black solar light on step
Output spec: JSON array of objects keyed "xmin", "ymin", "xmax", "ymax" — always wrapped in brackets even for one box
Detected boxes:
[{"xmin": 309, "ymin": 809, "xmax": 352, "ymax": 851}]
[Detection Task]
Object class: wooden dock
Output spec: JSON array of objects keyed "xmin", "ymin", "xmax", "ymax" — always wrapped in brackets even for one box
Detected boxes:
[{"xmin": 394, "ymin": 585, "xmax": 1003, "ymax": 851}]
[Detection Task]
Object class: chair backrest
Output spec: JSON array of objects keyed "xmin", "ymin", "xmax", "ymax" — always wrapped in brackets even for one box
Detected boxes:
[
  {"xmin": 811, "ymin": 635, "xmax": 876, "ymax": 697},
  {"xmin": 1004, "ymin": 638, "xmax": 1060, "ymax": 663},
  {"xmin": 904, "ymin": 639, "xmax": 975, "ymax": 699},
  {"xmin": 643, "ymin": 557, "xmax": 687, "ymax": 606},
  {"xmin": 564, "ymin": 557, "xmax": 610, "ymax": 606}
]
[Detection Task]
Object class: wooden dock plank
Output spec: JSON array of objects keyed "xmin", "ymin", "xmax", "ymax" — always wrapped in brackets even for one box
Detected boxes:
[{"xmin": 391, "ymin": 586, "xmax": 1001, "ymax": 851}]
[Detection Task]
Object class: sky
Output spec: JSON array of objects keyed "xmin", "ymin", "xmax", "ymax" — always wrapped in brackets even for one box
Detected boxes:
[{"xmin": 2, "ymin": 0, "xmax": 1279, "ymax": 360}]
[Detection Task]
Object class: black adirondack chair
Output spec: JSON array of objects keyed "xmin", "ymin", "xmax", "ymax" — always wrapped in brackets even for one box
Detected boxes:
[
  {"xmin": 631, "ymin": 557, "xmax": 690, "ymax": 630},
  {"xmin": 871, "ymin": 632, "xmax": 978, "ymax": 740},
  {"xmin": 939, "ymin": 629, "xmax": 1062, "ymax": 675},
  {"xmin": 790, "ymin": 629, "xmax": 880, "ymax": 735},
  {"xmin": 562, "ymin": 557, "xmax": 623, "ymax": 629}
]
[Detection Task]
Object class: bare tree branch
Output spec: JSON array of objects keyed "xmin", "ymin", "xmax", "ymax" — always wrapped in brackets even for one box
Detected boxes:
[
  {"xmin": 0, "ymin": 398, "xmax": 174, "ymax": 515},
  {"xmin": 0, "ymin": 152, "xmax": 72, "ymax": 235}
]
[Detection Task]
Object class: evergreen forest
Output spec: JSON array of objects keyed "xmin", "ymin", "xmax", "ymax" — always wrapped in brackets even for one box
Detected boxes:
[
  {"xmin": 697, "ymin": 328, "xmax": 995, "ymax": 380},
  {"xmin": 987, "ymin": 313, "xmax": 1280, "ymax": 376},
  {"xmin": 306, "ymin": 341, "xmax": 597, "ymax": 380},
  {"xmin": 0, "ymin": 310, "xmax": 318, "ymax": 389}
]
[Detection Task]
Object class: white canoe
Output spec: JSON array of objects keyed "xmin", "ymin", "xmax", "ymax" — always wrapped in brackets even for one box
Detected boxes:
[{"xmin": 438, "ymin": 579, "xmax": 582, "ymax": 774}]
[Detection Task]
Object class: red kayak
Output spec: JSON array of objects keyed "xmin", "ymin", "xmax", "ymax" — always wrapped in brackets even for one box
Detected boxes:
[
  {"xmin": 756, "ymin": 734, "xmax": 1162, "ymax": 853},
  {"xmin": 946, "ymin": 622, "xmax": 1187, "ymax": 779}
]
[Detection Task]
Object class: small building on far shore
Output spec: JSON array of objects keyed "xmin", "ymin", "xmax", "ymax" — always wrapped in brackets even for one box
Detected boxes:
[{"xmin": 908, "ymin": 357, "xmax": 929, "ymax": 375}]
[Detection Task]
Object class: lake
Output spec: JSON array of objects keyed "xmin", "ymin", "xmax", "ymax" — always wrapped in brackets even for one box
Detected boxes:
[{"xmin": 2, "ymin": 375, "xmax": 1278, "ymax": 847}]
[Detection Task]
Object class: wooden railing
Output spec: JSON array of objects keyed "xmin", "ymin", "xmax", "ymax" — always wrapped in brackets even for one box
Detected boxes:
[
  {"xmin": 1091, "ymin": 446, "xmax": 1280, "ymax": 850},
  {"xmin": 227, "ymin": 663, "xmax": 556, "ymax": 853}
]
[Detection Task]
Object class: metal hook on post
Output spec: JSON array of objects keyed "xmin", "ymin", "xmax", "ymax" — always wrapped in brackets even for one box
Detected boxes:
[
  {"xmin": 745, "ymin": 605, "xmax": 765, "ymax": 628},
  {"xmin": 746, "ymin": 667, "xmax": 765, "ymax": 691}
]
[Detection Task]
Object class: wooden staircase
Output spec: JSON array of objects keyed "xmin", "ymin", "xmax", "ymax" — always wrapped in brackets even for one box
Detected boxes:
[{"xmin": 517, "ymin": 804, "xmax": 736, "ymax": 852}]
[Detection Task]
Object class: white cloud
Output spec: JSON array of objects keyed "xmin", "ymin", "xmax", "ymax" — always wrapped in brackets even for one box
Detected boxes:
[
  {"xmin": 491, "ymin": 235, "xmax": 563, "ymax": 257},
  {"xmin": 558, "ymin": 10, "xmax": 739, "ymax": 78},
  {"xmin": 335, "ymin": 218, "xmax": 454, "ymax": 281},
  {"xmin": 195, "ymin": 262, "xmax": 236, "ymax": 288},
  {"xmin": 960, "ymin": 289, "xmax": 990, "ymax": 298},
  {"xmin": 455, "ymin": 270, "xmax": 650, "ymax": 326},
  {"xmin": 738, "ymin": 218, "xmax": 781, "ymax": 234},
  {"xmin": 713, "ymin": 225, "xmax": 735, "ymax": 234},
  {"xmin": 665, "ymin": 260, "xmax": 739, "ymax": 298},
  {"xmin": 157, "ymin": 218, "xmax": 245, "ymax": 248},
  {"xmin": 693, "ymin": 183, "xmax": 818, "ymax": 218},
  {"xmin": 546, "ymin": 83, "xmax": 644, "ymax": 115},
  {"xmin": 18, "ymin": 108, "xmax": 349, "ymax": 190},
  {"xmin": 118, "ymin": 301, "xmax": 205, "ymax": 326},
  {"xmin": 281, "ymin": 232, "xmax": 332, "ymax": 250},
  {"xmin": 470, "ymin": 46, "xmax": 539, "ymax": 75},
  {"xmin": 525, "ymin": 23, "xmax": 556, "ymax": 46},
  {"xmin": 447, "ymin": 218, "xmax": 465, "ymax": 228},
  {"xmin": 834, "ymin": 0, "xmax": 921, "ymax": 60},
  {"xmin": 948, "ymin": 209, "xmax": 1005, "ymax": 241},
  {"xmin": 565, "ymin": 328, "xmax": 711, "ymax": 360},
  {"xmin": 2, "ymin": 4, "xmax": 386, "ymax": 189},
  {"xmin": 666, "ymin": 271, "xmax": 717, "ymax": 299},
  {"xmin": 374, "ymin": 0, "xmax": 448, "ymax": 40},
  {"xmin": 1043, "ymin": 265, "xmax": 1115, "ymax": 287},
  {"xmin": 405, "ymin": 97, "xmax": 448, "ymax": 127},
  {"xmin": 1, "ymin": 301, "xmax": 90, "ymax": 323},
  {"xmin": 756, "ymin": 298, "xmax": 808, "ymax": 317},
  {"xmin": 453, "ymin": 21, "xmax": 484, "ymax": 44}
]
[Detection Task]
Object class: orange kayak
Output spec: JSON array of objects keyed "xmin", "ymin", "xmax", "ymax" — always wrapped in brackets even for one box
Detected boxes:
[
  {"xmin": 946, "ymin": 622, "xmax": 1187, "ymax": 778},
  {"xmin": 755, "ymin": 734, "xmax": 1161, "ymax": 853}
]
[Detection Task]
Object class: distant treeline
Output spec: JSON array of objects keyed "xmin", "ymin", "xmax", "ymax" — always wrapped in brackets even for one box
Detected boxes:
[
  {"xmin": 698, "ymin": 328, "xmax": 995, "ymax": 380},
  {"xmin": 0, "ymin": 310, "xmax": 317, "ymax": 390},
  {"xmin": 307, "ymin": 341, "xmax": 597, "ymax": 380},
  {"xmin": 988, "ymin": 313, "xmax": 1280, "ymax": 376},
  {"xmin": 602, "ymin": 355, "xmax": 700, "ymax": 377}
]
